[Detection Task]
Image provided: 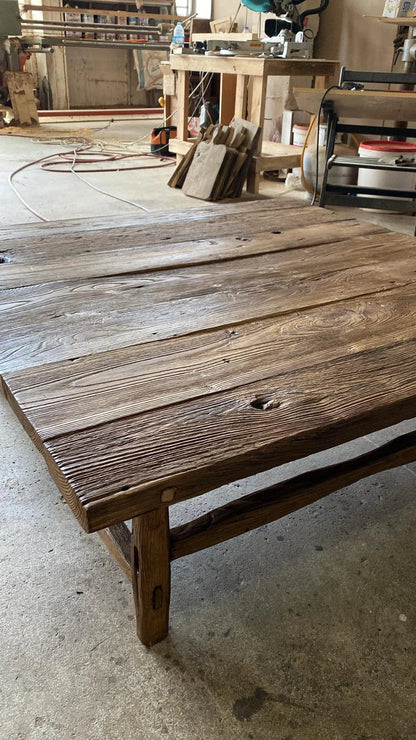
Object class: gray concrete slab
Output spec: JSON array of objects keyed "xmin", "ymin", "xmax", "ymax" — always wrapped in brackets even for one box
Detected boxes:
[{"xmin": 1, "ymin": 123, "xmax": 415, "ymax": 740}]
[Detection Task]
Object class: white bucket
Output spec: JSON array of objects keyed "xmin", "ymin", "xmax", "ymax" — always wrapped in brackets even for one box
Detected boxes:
[
  {"xmin": 292, "ymin": 124, "xmax": 309, "ymax": 147},
  {"xmin": 292, "ymin": 123, "xmax": 327, "ymax": 148},
  {"xmin": 303, "ymin": 143, "xmax": 357, "ymax": 194},
  {"xmin": 292, "ymin": 125, "xmax": 327, "ymax": 178},
  {"xmin": 358, "ymin": 140, "xmax": 416, "ymax": 202}
]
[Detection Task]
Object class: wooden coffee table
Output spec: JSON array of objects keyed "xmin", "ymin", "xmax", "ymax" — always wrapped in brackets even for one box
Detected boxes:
[{"xmin": 1, "ymin": 199, "xmax": 416, "ymax": 646}]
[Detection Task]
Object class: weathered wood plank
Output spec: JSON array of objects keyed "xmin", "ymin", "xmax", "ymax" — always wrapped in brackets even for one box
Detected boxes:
[
  {"xmin": 1, "ymin": 233, "xmax": 413, "ymax": 374},
  {"xmin": 0, "ymin": 202, "xmax": 350, "ymax": 267},
  {"xmin": 26, "ymin": 339, "xmax": 416, "ymax": 531},
  {"xmin": 4, "ymin": 286, "xmax": 416, "ymax": 440},
  {"xmin": 170, "ymin": 431, "xmax": 416, "ymax": 559},
  {"xmin": 0, "ymin": 219, "xmax": 383, "ymax": 288},
  {"xmin": 5, "ymin": 71, "xmax": 39, "ymax": 126},
  {"xmin": 132, "ymin": 509, "xmax": 171, "ymax": 646},
  {"xmin": 170, "ymin": 54, "xmax": 338, "ymax": 79},
  {"xmin": 98, "ymin": 523, "xmax": 132, "ymax": 581},
  {"xmin": 294, "ymin": 87, "xmax": 416, "ymax": 120},
  {"xmin": 0, "ymin": 197, "xmax": 305, "ymax": 243}
]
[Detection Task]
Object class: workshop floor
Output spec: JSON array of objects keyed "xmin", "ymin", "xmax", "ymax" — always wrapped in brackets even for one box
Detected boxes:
[{"xmin": 1, "ymin": 120, "xmax": 416, "ymax": 740}]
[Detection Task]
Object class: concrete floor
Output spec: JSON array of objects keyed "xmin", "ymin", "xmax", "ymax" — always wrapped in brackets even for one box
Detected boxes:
[{"xmin": 1, "ymin": 122, "xmax": 416, "ymax": 740}]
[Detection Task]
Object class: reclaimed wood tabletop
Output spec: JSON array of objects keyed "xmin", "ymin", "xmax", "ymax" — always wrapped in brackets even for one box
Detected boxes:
[{"xmin": 1, "ymin": 199, "xmax": 416, "ymax": 644}]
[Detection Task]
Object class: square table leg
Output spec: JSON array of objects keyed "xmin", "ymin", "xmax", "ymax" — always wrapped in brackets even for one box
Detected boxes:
[
  {"xmin": 219, "ymin": 73, "xmax": 237, "ymax": 125},
  {"xmin": 131, "ymin": 508, "xmax": 171, "ymax": 647},
  {"xmin": 234, "ymin": 74, "xmax": 249, "ymax": 119},
  {"xmin": 246, "ymin": 73, "xmax": 268, "ymax": 194},
  {"xmin": 176, "ymin": 69, "xmax": 190, "ymax": 146}
]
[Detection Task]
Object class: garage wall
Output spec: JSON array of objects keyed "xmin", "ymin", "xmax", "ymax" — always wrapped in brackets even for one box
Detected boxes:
[
  {"xmin": 315, "ymin": 0, "xmax": 396, "ymax": 72},
  {"xmin": 65, "ymin": 47, "xmax": 147, "ymax": 108}
]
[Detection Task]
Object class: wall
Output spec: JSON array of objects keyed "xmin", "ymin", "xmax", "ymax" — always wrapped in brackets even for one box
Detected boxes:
[
  {"xmin": 211, "ymin": 1, "xmax": 321, "ymax": 36},
  {"xmin": 315, "ymin": 0, "xmax": 396, "ymax": 71},
  {"xmin": 65, "ymin": 47, "xmax": 148, "ymax": 108}
]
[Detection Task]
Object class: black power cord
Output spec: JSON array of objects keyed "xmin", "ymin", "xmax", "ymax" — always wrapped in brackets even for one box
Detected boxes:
[{"xmin": 311, "ymin": 84, "xmax": 342, "ymax": 206}]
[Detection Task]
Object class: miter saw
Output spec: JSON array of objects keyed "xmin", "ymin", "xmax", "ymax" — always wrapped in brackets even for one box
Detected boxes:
[{"xmin": 242, "ymin": 0, "xmax": 330, "ymax": 58}]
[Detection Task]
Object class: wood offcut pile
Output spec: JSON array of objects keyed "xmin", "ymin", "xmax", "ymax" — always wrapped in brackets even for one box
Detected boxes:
[
  {"xmin": 168, "ymin": 118, "xmax": 261, "ymax": 201},
  {"xmin": 3, "ymin": 72, "xmax": 39, "ymax": 127}
]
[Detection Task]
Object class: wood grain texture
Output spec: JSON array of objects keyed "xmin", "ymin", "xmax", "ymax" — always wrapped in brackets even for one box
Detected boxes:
[
  {"xmin": 5, "ymin": 72, "xmax": 39, "ymax": 126},
  {"xmin": 169, "ymin": 55, "xmax": 339, "ymax": 79},
  {"xmin": 170, "ymin": 430, "xmax": 416, "ymax": 559},
  {"xmin": 34, "ymin": 339, "xmax": 416, "ymax": 531},
  {"xmin": 293, "ymin": 88, "xmax": 416, "ymax": 120},
  {"xmin": 0, "ymin": 198, "xmax": 305, "ymax": 242},
  {"xmin": 132, "ymin": 509, "xmax": 171, "ymax": 646},
  {"xmin": 0, "ymin": 198, "xmax": 311, "ymax": 262},
  {"xmin": 0, "ymin": 229, "xmax": 408, "ymax": 374},
  {"xmin": 1, "ymin": 200, "xmax": 416, "ymax": 534},
  {"xmin": 4, "ymin": 286, "xmax": 416, "ymax": 440},
  {"xmin": 98, "ymin": 523, "xmax": 132, "ymax": 581}
]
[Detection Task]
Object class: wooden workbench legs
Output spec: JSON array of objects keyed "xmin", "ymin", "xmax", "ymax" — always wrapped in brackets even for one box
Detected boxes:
[
  {"xmin": 104, "ymin": 431, "xmax": 416, "ymax": 646},
  {"xmin": 246, "ymin": 73, "xmax": 267, "ymax": 194},
  {"xmin": 176, "ymin": 69, "xmax": 190, "ymax": 144},
  {"xmin": 235, "ymin": 74, "xmax": 249, "ymax": 119},
  {"xmin": 132, "ymin": 509, "xmax": 171, "ymax": 647},
  {"xmin": 219, "ymin": 74, "xmax": 237, "ymax": 125}
]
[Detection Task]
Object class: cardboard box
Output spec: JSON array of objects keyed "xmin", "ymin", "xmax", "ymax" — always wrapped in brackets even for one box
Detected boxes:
[{"xmin": 382, "ymin": 0, "xmax": 412, "ymax": 17}]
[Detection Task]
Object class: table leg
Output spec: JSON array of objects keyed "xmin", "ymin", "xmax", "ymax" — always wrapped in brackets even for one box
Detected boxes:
[
  {"xmin": 315, "ymin": 75, "xmax": 331, "ymax": 89},
  {"xmin": 246, "ymin": 162, "xmax": 260, "ymax": 195},
  {"xmin": 234, "ymin": 74, "xmax": 249, "ymax": 119},
  {"xmin": 219, "ymin": 73, "xmax": 237, "ymax": 125},
  {"xmin": 131, "ymin": 508, "xmax": 171, "ymax": 647},
  {"xmin": 176, "ymin": 69, "xmax": 190, "ymax": 143},
  {"xmin": 246, "ymin": 74, "xmax": 267, "ymax": 194}
]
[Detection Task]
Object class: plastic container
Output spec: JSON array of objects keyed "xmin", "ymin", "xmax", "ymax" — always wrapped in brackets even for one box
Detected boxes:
[
  {"xmin": 173, "ymin": 21, "xmax": 185, "ymax": 46},
  {"xmin": 292, "ymin": 124, "xmax": 327, "ymax": 148},
  {"xmin": 150, "ymin": 126, "xmax": 177, "ymax": 157},
  {"xmin": 65, "ymin": 7, "xmax": 81, "ymax": 37},
  {"xmin": 82, "ymin": 13, "xmax": 95, "ymax": 39},
  {"xmin": 292, "ymin": 124, "xmax": 327, "ymax": 177},
  {"xmin": 358, "ymin": 140, "xmax": 416, "ymax": 202},
  {"xmin": 303, "ymin": 142, "xmax": 358, "ymax": 194},
  {"xmin": 292, "ymin": 124, "xmax": 309, "ymax": 147}
]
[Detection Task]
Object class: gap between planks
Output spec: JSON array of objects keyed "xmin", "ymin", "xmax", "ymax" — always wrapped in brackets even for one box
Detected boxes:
[{"xmin": 4, "ymin": 283, "xmax": 416, "ymax": 442}]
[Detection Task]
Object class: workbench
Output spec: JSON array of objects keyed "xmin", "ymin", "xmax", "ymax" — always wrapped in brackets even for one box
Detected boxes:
[
  {"xmin": 2, "ymin": 200, "xmax": 416, "ymax": 647},
  {"xmin": 293, "ymin": 87, "xmax": 416, "ymax": 120},
  {"xmin": 168, "ymin": 54, "xmax": 339, "ymax": 193}
]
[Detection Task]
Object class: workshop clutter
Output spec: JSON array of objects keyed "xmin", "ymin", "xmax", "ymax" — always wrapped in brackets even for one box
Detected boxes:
[
  {"xmin": 150, "ymin": 126, "xmax": 177, "ymax": 156},
  {"xmin": 358, "ymin": 140, "xmax": 416, "ymax": 198},
  {"xmin": 168, "ymin": 118, "xmax": 261, "ymax": 201},
  {"xmin": 382, "ymin": 0, "xmax": 414, "ymax": 18}
]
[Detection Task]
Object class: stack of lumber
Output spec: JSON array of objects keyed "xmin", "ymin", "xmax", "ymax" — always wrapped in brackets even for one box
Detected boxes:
[{"xmin": 168, "ymin": 118, "xmax": 261, "ymax": 201}]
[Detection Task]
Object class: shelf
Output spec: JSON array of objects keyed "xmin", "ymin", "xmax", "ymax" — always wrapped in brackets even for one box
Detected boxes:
[
  {"xmin": 294, "ymin": 88, "xmax": 416, "ymax": 120},
  {"xmin": 373, "ymin": 15, "xmax": 416, "ymax": 26},
  {"xmin": 22, "ymin": 4, "xmax": 184, "ymax": 21},
  {"xmin": 329, "ymin": 155, "xmax": 416, "ymax": 173},
  {"xmin": 46, "ymin": 0, "xmax": 174, "ymax": 6}
]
